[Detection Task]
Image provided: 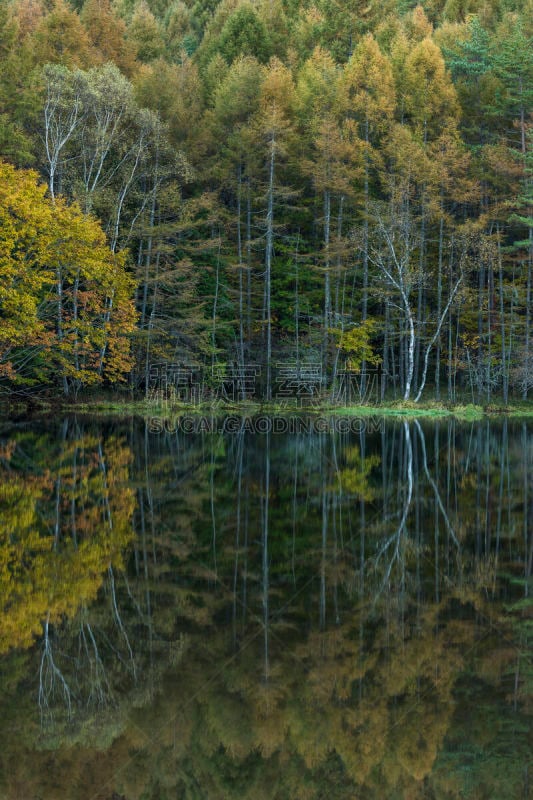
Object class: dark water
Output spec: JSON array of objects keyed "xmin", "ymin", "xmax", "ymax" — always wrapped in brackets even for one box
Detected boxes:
[{"xmin": 0, "ymin": 415, "xmax": 531, "ymax": 799}]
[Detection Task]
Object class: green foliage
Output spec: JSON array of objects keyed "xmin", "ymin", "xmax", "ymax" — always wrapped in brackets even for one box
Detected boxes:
[
  {"xmin": 334, "ymin": 319, "xmax": 382, "ymax": 371},
  {"xmin": 218, "ymin": 4, "xmax": 271, "ymax": 64},
  {"xmin": 127, "ymin": 0, "xmax": 165, "ymax": 61},
  {"xmin": 0, "ymin": 0, "xmax": 530, "ymax": 401}
]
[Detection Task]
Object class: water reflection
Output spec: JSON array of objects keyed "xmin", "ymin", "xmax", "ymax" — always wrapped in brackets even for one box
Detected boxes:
[{"xmin": 0, "ymin": 416, "xmax": 531, "ymax": 799}]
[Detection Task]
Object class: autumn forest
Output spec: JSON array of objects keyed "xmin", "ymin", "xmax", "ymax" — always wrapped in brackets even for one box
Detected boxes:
[
  {"xmin": 1, "ymin": 4, "xmax": 533, "ymax": 797},
  {"xmin": 0, "ymin": 0, "xmax": 531, "ymax": 403}
]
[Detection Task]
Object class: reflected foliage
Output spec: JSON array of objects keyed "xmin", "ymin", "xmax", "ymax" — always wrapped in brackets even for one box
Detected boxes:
[
  {"xmin": 0, "ymin": 421, "xmax": 135, "ymax": 654},
  {"xmin": 0, "ymin": 417, "xmax": 531, "ymax": 799}
]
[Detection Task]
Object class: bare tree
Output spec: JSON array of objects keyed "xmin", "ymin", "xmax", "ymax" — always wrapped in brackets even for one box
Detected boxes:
[
  {"xmin": 367, "ymin": 200, "xmax": 420, "ymax": 400},
  {"xmin": 373, "ymin": 420, "xmax": 413, "ymax": 597},
  {"xmin": 38, "ymin": 613, "xmax": 73, "ymax": 724},
  {"xmin": 42, "ymin": 65, "xmax": 88, "ymax": 201}
]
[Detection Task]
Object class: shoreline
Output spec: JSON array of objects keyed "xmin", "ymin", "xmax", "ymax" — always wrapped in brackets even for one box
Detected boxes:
[{"xmin": 4, "ymin": 397, "xmax": 533, "ymax": 421}]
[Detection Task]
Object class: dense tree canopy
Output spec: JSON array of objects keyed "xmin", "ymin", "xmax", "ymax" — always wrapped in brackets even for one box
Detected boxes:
[{"xmin": 0, "ymin": 0, "xmax": 530, "ymax": 402}]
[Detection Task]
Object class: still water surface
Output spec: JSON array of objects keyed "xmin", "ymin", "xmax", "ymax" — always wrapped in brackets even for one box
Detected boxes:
[{"xmin": 0, "ymin": 415, "xmax": 531, "ymax": 799}]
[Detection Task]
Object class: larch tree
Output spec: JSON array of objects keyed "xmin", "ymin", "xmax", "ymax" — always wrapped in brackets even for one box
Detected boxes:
[
  {"xmin": 400, "ymin": 34, "xmax": 464, "ymax": 399},
  {"xmin": 126, "ymin": 0, "xmax": 165, "ymax": 63},
  {"xmin": 255, "ymin": 57, "xmax": 296, "ymax": 399},
  {"xmin": 81, "ymin": 0, "xmax": 137, "ymax": 76},
  {"xmin": 296, "ymin": 47, "xmax": 362, "ymax": 375},
  {"xmin": 342, "ymin": 34, "xmax": 395, "ymax": 326},
  {"xmin": 207, "ymin": 55, "xmax": 263, "ymax": 369},
  {"xmin": 31, "ymin": 0, "xmax": 95, "ymax": 69}
]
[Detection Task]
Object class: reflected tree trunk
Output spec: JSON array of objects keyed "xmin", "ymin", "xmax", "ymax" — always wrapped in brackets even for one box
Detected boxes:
[
  {"xmin": 262, "ymin": 431, "xmax": 270, "ymax": 682},
  {"xmin": 374, "ymin": 421, "xmax": 413, "ymax": 598}
]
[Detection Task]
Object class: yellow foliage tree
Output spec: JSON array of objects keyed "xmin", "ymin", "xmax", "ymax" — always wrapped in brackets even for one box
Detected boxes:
[{"xmin": 0, "ymin": 161, "xmax": 136, "ymax": 392}]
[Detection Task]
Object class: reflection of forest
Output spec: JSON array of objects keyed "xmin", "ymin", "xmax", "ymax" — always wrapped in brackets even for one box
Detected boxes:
[{"xmin": 0, "ymin": 417, "xmax": 531, "ymax": 799}]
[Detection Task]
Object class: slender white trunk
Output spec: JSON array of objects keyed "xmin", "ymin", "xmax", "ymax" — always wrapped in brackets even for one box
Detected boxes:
[
  {"xmin": 323, "ymin": 189, "xmax": 331, "ymax": 374},
  {"xmin": 265, "ymin": 135, "xmax": 275, "ymax": 400},
  {"xmin": 404, "ymin": 306, "xmax": 415, "ymax": 401},
  {"xmin": 415, "ymin": 276, "xmax": 462, "ymax": 403},
  {"xmin": 237, "ymin": 164, "xmax": 245, "ymax": 375}
]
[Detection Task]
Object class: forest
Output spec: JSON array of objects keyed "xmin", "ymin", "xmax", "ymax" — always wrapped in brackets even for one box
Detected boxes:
[{"xmin": 0, "ymin": 0, "xmax": 532, "ymax": 404}]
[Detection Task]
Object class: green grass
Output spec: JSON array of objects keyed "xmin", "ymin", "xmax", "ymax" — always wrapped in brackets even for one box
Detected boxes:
[
  {"xmin": 56, "ymin": 397, "xmax": 533, "ymax": 421},
  {"xmin": 331, "ymin": 401, "xmax": 487, "ymax": 420},
  {"xmin": 4, "ymin": 393, "xmax": 532, "ymax": 420},
  {"xmin": 485, "ymin": 402, "xmax": 533, "ymax": 417}
]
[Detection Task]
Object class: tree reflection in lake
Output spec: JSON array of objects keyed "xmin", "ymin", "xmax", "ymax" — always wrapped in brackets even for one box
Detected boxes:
[{"xmin": 0, "ymin": 416, "xmax": 531, "ymax": 799}]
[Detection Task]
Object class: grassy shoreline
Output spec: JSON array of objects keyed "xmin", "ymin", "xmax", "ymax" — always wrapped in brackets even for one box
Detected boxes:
[
  {"xmin": 3, "ymin": 395, "xmax": 533, "ymax": 420},
  {"xmin": 46, "ymin": 398, "xmax": 533, "ymax": 420}
]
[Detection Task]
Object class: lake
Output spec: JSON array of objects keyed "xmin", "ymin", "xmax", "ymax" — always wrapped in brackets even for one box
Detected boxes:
[{"xmin": 0, "ymin": 414, "xmax": 531, "ymax": 799}]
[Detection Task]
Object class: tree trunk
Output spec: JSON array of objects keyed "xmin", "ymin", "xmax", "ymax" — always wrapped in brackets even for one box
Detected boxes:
[
  {"xmin": 236, "ymin": 164, "xmax": 245, "ymax": 375},
  {"xmin": 264, "ymin": 135, "xmax": 275, "ymax": 401},
  {"xmin": 323, "ymin": 189, "xmax": 331, "ymax": 379}
]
